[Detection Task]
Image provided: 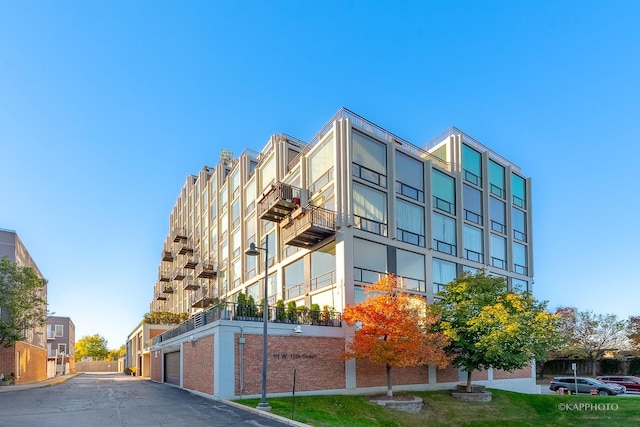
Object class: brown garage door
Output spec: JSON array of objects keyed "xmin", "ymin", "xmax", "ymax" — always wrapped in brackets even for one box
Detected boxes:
[{"xmin": 164, "ymin": 351, "xmax": 180, "ymax": 385}]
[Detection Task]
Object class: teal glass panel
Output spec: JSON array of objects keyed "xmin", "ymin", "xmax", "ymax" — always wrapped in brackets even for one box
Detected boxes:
[
  {"xmin": 489, "ymin": 160, "xmax": 505, "ymax": 198},
  {"xmin": 462, "ymin": 145, "xmax": 482, "ymax": 185},
  {"xmin": 511, "ymin": 174, "xmax": 526, "ymax": 208},
  {"xmin": 432, "ymin": 169, "xmax": 455, "ymax": 213}
]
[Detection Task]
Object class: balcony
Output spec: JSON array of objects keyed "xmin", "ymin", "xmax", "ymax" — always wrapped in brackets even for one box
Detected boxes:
[
  {"xmin": 177, "ymin": 239, "xmax": 194, "ymax": 255},
  {"xmin": 172, "ymin": 229, "xmax": 187, "ymax": 243},
  {"xmin": 258, "ymin": 182, "xmax": 305, "ymax": 222},
  {"xmin": 190, "ymin": 288, "xmax": 215, "ymax": 309},
  {"xmin": 158, "ymin": 267, "xmax": 171, "ymax": 282},
  {"xmin": 156, "ymin": 293, "xmax": 167, "ymax": 301},
  {"xmin": 281, "ymin": 205, "xmax": 336, "ymax": 248},
  {"xmin": 162, "ymin": 285, "xmax": 174, "ymax": 294},
  {"xmin": 161, "ymin": 249, "xmax": 174, "ymax": 262},
  {"xmin": 196, "ymin": 260, "xmax": 217, "ymax": 279},
  {"xmin": 182, "ymin": 254, "xmax": 198, "ymax": 269},
  {"xmin": 182, "ymin": 276, "xmax": 199, "ymax": 291},
  {"xmin": 173, "ymin": 268, "xmax": 186, "ymax": 281}
]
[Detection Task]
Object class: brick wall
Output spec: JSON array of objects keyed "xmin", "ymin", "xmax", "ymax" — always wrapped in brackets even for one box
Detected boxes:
[
  {"xmin": 14, "ymin": 342, "xmax": 47, "ymax": 384},
  {"xmin": 0, "ymin": 347, "xmax": 16, "ymax": 377},
  {"xmin": 355, "ymin": 360, "xmax": 429, "ymax": 388},
  {"xmin": 183, "ymin": 336, "xmax": 214, "ymax": 394},
  {"xmin": 236, "ymin": 335, "xmax": 346, "ymax": 395},
  {"xmin": 493, "ymin": 365, "xmax": 532, "ymax": 380},
  {"xmin": 150, "ymin": 349, "xmax": 162, "ymax": 382},
  {"xmin": 76, "ymin": 360, "xmax": 119, "ymax": 372}
]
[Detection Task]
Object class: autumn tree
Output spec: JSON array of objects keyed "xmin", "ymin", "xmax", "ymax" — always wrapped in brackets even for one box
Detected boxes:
[
  {"xmin": 556, "ymin": 307, "xmax": 627, "ymax": 375},
  {"xmin": 75, "ymin": 334, "xmax": 109, "ymax": 361},
  {"xmin": 0, "ymin": 257, "xmax": 48, "ymax": 348},
  {"xmin": 342, "ymin": 275, "xmax": 450, "ymax": 397},
  {"xmin": 433, "ymin": 270, "xmax": 562, "ymax": 392},
  {"xmin": 628, "ymin": 316, "xmax": 640, "ymax": 350}
]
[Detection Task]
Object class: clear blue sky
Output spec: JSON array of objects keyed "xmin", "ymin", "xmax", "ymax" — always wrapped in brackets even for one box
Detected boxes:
[{"xmin": 1, "ymin": 1, "xmax": 639, "ymax": 349}]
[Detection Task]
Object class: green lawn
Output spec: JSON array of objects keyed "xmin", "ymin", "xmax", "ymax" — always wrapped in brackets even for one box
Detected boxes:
[{"xmin": 235, "ymin": 389, "xmax": 639, "ymax": 426}]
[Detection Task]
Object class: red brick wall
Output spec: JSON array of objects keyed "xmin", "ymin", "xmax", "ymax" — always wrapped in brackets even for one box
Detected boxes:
[
  {"xmin": 183, "ymin": 336, "xmax": 214, "ymax": 394},
  {"xmin": 150, "ymin": 349, "xmax": 162, "ymax": 382},
  {"xmin": 355, "ymin": 360, "xmax": 429, "ymax": 388},
  {"xmin": 236, "ymin": 335, "xmax": 346, "ymax": 395},
  {"xmin": 0, "ymin": 347, "xmax": 16, "ymax": 377},
  {"xmin": 149, "ymin": 328, "xmax": 164, "ymax": 339},
  {"xmin": 14, "ymin": 343, "xmax": 47, "ymax": 384},
  {"xmin": 493, "ymin": 365, "xmax": 532, "ymax": 380},
  {"xmin": 436, "ymin": 365, "xmax": 459, "ymax": 383}
]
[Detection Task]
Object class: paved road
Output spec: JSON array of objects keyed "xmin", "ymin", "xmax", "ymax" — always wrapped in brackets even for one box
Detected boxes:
[{"xmin": 0, "ymin": 373, "xmax": 296, "ymax": 427}]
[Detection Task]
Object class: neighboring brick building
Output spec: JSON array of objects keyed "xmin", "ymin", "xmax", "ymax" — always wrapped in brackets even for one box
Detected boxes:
[{"xmin": 0, "ymin": 229, "xmax": 48, "ymax": 384}]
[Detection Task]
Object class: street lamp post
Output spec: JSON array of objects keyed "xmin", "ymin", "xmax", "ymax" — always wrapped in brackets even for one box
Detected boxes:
[{"xmin": 245, "ymin": 234, "xmax": 271, "ymax": 411}]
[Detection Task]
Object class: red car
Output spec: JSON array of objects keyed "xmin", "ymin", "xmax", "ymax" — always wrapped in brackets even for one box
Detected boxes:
[{"xmin": 596, "ymin": 376, "xmax": 640, "ymax": 392}]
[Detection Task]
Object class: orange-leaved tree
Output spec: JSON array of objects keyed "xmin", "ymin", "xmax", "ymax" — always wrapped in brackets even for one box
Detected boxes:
[{"xmin": 342, "ymin": 274, "xmax": 450, "ymax": 397}]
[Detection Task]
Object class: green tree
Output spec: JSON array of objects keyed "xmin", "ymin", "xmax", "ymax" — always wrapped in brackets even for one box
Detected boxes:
[
  {"xmin": 556, "ymin": 307, "xmax": 627, "ymax": 376},
  {"xmin": 343, "ymin": 275, "xmax": 450, "ymax": 397},
  {"xmin": 75, "ymin": 334, "xmax": 109, "ymax": 361},
  {"xmin": 106, "ymin": 344, "xmax": 126, "ymax": 361},
  {"xmin": 0, "ymin": 257, "xmax": 48, "ymax": 348},
  {"xmin": 433, "ymin": 270, "xmax": 562, "ymax": 392},
  {"xmin": 142, "ymin": 311, "xmax": 188, "ymax": 325}
]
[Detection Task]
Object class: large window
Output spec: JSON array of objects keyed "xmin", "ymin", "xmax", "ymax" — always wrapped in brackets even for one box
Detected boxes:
[
  {"xmin": 511, "ymin": 278, "xmax": 529, "ymax": 293},
  {"xmin": 433, "ymin": 258, "xmax": 456, "ymax": 295},
  {"xmin": 353, "ymin": 182, "xmax": 387, "ymax": 236},
  {"xmin": 463, "ymin": 184, "xmax": 482, "ymax": 225},
  {"xmin": 432, "ymin": 213, "xmax": 456, "ymax": 256},
  {"xmin": 231, "ymin": 170, "xmax": 240, "ymax": 199},
  {"xmin": 311, "ymin": 242, "xmax": 336, "ymax": 291},
  {"xmin": 490, "ymin": 234, "xmax": 506, "ymax": 270},
  {"xmin": 396, "ymin": 199, "xmax": 425, "ymax": 247},
  {"xmin": 463, "ymin": 225, "xmax": 483, "ymax": 263},
  {"xmin": 512, "ymin": 207, "xmax": 527, "ymax": 242},
  {"xmin": 261, "ymin": 155, "xmax": 276, "ymax": 191},
  {"xmin": 245, "ymin": 214, "xmax": 256, "ymax": 247},
  {"xmin": 489, "ymin": 197, "xmax": 506, "ymax": 234},
  {"xmin": 261, "ymin": 231, "xmax": 276, "ymax": 267},
  {"xmin": 353, "ymin": 238, "xmax": 387, "ymax": 284},
  {"xmin": 352, "ymin": 131, "xmax": 387, "ymax": 188},
  {"xmin": 512, "ymin": 173, "xmax": 526, "ymax": 208},
  {"xmin": 231, "ymin": 200, "xmax": 240, "ymax": 229},
  {"xmin": 489, "ymin": 160, "xmax": 505, "ymax": 198},
  {"xmin": 397, "ymin": 249, "xmax": 425, "ymax": 292},
  {"xmin": 285, "ymin": 259, "xmax": 305, "ymax": 299},
  {"xmin": 245, "ymin": 179, "xmax": 256, "ymax": 214},
  {"xmin": 462, "ymin": 145, "xmax": 482, "ymax": 186},
  {"xmin": 432, "ymin": 169, "xmax": 455, "ymax": 214},
  {"xmin": 513, "ymin": 242, "xmax": 528, "ymax": 274},
  {"xmin": 395, "ymin": 152, "xmax": 424, "ymax": 202},
  {"xmin": 309, "ymin": 137, "xmax": 334, "ymax": 192}
]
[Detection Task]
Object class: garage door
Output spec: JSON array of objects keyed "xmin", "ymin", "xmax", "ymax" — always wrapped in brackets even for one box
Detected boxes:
[{"xmin": 164, "ymin": 351, "xmax": 180, "ymax": 386}]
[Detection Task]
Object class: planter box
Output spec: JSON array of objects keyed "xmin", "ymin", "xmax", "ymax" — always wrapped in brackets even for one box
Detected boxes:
[{"xmin": 0, "ymin": 381, "xmax": 11, "ymax": 386}]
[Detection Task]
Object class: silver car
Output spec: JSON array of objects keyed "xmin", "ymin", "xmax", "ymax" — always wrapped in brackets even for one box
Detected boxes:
[{"xmin": 550, "ymin": 377, "xmax": 626, "ymax": 395}]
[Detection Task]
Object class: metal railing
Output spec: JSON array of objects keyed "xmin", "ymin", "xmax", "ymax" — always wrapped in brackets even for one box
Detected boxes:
[
  {"xmin": 281, "ymin": 205, "xmax": 336, "ymax": 242},
  {"xmin": 150, "ymin": 302, "xmax": 343, "ymax": 345}
]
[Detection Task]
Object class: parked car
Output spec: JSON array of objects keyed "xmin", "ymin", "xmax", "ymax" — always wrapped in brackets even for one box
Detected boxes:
[
  {"xmin": 549, "ymin": 377, "xmax": 626, "ymax": 395},
  {"xmin": 596, "ymin": 375, "xmax": 640, "ymax": 392}
]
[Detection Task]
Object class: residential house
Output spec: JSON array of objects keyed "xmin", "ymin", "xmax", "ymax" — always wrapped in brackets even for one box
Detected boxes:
[{"xmin": 0, "ymin": 228, "xmax": 48, "ymax": 384}]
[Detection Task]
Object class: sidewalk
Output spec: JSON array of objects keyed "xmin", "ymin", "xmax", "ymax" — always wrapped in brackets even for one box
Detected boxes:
[{"xmin": 0, "ymin": 373, "xmax": 79, "ymax": 392}]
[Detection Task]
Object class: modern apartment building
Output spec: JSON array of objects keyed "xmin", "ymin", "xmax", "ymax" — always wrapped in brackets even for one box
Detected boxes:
[
  {"xmin": 0, "ymin": 228, "xmax": 48, "ymax": 384},
  {"xmin": 145, "ymin": 108, "xmax": 534, "ymax": 398},
  {"xmin": 46, "ymin": 316, "xmax": 76, "ymax": 375}
]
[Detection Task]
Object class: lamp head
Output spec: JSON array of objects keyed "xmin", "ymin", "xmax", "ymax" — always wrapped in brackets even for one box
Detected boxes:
[
  {"xmin": 293, "ymin": 325, "xmax": 303, "ymax": 334},
  {"xmin": 245, "ymin": 242, "xmax": 261, "ymax": 256}
]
